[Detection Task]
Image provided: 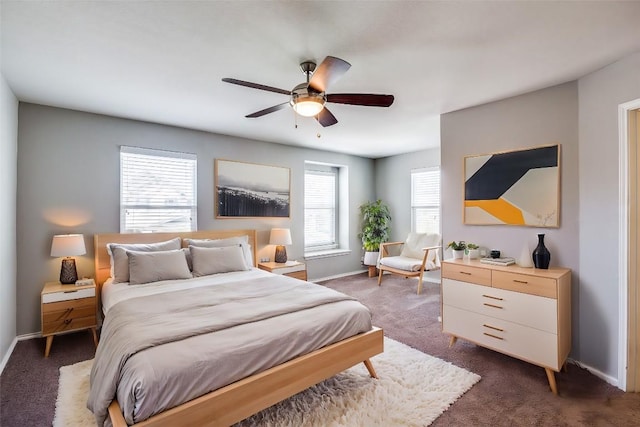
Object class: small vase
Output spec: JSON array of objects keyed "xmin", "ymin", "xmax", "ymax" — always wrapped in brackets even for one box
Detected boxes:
[
  {"xmin": 518, "ymin": 243, "xmax": 533, "ymax": 268},
  {"xmin": 452, "ymin": 250, "xmax": 464, "ymax": 259},
  {"xmin": 532, "ymin": 234, "xmax": 551, "ymax": 269}
]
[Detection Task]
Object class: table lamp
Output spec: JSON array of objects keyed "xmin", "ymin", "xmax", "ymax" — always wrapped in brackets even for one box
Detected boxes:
[
  {"xmin": 269, "ymin": 228, "xmax": 292, "ymax": 263},
  {"xmin": 51, "ymin": 234, "xmax": 86, "ymax": 284}
]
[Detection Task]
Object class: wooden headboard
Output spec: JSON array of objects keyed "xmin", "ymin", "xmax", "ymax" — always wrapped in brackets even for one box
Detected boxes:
[{"xmin": 94, "ymin": 229, "xmax": 258, "ymax": 291}]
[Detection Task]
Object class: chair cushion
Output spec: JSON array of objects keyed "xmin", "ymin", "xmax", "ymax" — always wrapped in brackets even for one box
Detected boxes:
[
  {"xmin": 379, "ymin": 256, "xmax": 437, "ymax": 272},
  {"xmin": 400, "ymin": 232, "xmax": 441, "ymax": 263}
]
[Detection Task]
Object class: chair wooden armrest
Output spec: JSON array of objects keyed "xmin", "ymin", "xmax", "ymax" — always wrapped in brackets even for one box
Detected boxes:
[{"xmin": 380, "ymin": 241, "xmax": 403, "ymax": 258}]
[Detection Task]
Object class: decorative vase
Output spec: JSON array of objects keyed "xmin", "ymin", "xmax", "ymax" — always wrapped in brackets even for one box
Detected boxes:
[
  {"xmin": 532, "ymin": 234, "xmax": 551, "ymax": 269},
  {"xmin": 518, "ymin": 243, "xmax": 533, "ymax": 268}
]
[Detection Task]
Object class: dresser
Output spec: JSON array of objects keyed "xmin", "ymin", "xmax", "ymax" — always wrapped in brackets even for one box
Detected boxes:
[
  {"xmin": 41, "ymin": 281, "xmax": 98, "ymax": 357},
  {"xmin": 441, "ymin": 259, "xmax": 571, "ymax": 394}
]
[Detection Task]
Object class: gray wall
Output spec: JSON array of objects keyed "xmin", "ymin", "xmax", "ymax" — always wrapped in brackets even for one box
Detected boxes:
[
  {"xmin": 16, "ymin": 103, "xmax": 375, "ymax": 335},
  {"xmin": 578, "ymin": 52, "xmax": 640, "ymax": 378},
  {"xmin": 374, "ymin": 148, "xmax": 440, "ymax": 241},
  {"xmin": 440, "ymin": 82, "xmax": 580, "ymax": 347},
  {"xmin": 0, "ymin": 74, "xmax": 18, "ymax": 367}
]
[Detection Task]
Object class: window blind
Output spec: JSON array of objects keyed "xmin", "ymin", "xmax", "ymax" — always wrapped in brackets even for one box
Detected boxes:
[
  {"xmin": 120, "ymin": 146, "xmax": 197, "ymax": 233},
  {"xmin": 411, "ymin": 167, "xmax": 440, "ymax": 234},
  {"xmin": 304, "ymin": 168, "xmax": 337, "ymax": 249}
]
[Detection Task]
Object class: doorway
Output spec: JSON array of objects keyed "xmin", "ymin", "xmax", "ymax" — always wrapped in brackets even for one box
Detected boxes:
[{"xmin": 621, "ymin": 102, "xmax": 640, "ymax": 392}]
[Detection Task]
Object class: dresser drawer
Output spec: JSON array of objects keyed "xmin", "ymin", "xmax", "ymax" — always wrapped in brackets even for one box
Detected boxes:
[
  {"xmin": 285, "ymin": 270, "xmax": 307, "ymax": 280},
  {"xmin": 443, "ymin": 278, "xmax": 557, "ymax": 333},
  {"xmin": 442, "ymin": 262, "xmax": 491, "ymax": 286},
  {"xmin": 42, "ymin": 287, "xmax": 95, "ymax": 303},
  {"xmin": 443, "ymin": 305, "xmax": 560, "ymax": 370},
  {"xmin": 492, "ymin": 270, "xmax": 557, "ymax": 298}
]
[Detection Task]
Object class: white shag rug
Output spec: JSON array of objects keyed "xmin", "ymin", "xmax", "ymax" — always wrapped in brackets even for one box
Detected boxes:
[{"xmin": 54, "ymin": 337, "xmax": 480, "ymax": 427}]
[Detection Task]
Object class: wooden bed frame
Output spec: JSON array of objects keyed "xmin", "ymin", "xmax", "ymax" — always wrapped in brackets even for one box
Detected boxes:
[{"xmin": 94, "ymin": 229, "xmax": 384, "ymax": 427}]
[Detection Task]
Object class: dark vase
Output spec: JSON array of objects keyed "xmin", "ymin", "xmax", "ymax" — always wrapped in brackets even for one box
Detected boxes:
[{"xmin": 532, "ymin": 234, "xmax": 551, "ymax": 269}]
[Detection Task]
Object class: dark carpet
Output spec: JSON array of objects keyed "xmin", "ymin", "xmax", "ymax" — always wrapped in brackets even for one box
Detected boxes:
[{"xmin": 1, "ymin": 273, "xmax": 638, "ymax": 426}]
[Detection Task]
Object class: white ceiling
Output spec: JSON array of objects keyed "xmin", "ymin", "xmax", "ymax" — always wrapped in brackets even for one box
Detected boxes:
[{"xmin": 2, "ymin": 1, "xmax": 640, "ymax": 159}]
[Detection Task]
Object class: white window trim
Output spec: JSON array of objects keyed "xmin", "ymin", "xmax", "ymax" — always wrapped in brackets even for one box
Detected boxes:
[{"xmin": 411, "ymin": 166, "xmax": 441, "ymax": 234}]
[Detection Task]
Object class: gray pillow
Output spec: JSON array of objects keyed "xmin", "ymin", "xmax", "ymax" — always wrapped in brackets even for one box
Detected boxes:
[
  {"xmin": 184, "ymin": 236, "xmax": 254, "ymax": 267},
  {"xmin": 107, "ymin": 237, "xmax": 181, "ymax": 283},
  {"xmin": 127, "ymin": 249, "xmax": 192, "ymax": 285},
  {"xmin": 190, "ymin": 245, "xmax": 249, "ymax": 277}
]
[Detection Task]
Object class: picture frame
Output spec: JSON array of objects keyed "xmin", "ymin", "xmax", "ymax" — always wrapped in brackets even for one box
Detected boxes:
[
  {"xmin": 464, "ymin": 144, "xmax": 560, "ymax": 227},
  {"xmin": 215, "ymin": 159, "xmax": 290, "ymax": 218}
]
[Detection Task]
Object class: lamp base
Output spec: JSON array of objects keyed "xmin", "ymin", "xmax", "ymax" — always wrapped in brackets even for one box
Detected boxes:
[
  {"xmin": 274, "ymin": 245, "xmax": 288, "ymax": 263},
  {"xmin": 60, "ymin": 258, "xmax": 78, "ymax": 284}
]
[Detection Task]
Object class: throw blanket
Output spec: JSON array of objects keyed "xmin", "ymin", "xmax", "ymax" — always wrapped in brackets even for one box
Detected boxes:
[{"xmin": 87, "ymin": 275, "xmax": 357, "ymax": 426}]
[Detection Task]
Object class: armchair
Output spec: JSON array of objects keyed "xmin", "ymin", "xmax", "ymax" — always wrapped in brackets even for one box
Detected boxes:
[{"xmin": 377, "ymin": 232, "xmax": 441, "ymax": 295}]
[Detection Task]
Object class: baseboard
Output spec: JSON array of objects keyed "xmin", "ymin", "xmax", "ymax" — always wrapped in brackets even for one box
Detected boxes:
[
  {"xmin": 313, "ymin": 269, "xmax": 368, "ymax": 283},
  {"xmin": 568, "ymin": 358, "xmax": 620, "ymax": 389},
  {"xmin": 0, "ymin": 337, "xmax": 17, "ymax": 375}
]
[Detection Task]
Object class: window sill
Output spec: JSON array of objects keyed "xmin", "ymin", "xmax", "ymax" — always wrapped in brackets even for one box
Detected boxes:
[{"xmin": 304, "ymin": 249, "xmax": 351, "ymax": 260}]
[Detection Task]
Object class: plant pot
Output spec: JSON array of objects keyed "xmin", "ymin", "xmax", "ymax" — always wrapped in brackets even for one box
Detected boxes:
[
  {"xmin": 452, "ymin": 250, "xmax": 464, "ymax": 259},
  {"xmin": 465, "ymin": 248, "xmax": 480, "ymax": 260},
  {"xmin": 363, "ymin": 251, "xmax": 380, "ymax": 266}
]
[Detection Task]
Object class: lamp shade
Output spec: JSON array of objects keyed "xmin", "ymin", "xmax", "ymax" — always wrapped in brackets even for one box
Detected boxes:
[
  {"xmin": 51, "ymin": 234, "xmax": 86, "ymax": 257},
  {"xmin": 269, "ymin": 228, "xmax": 292, "ymax": 246}
]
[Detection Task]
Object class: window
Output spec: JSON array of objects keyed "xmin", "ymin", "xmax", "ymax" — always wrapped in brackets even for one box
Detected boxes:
[
  {"xmin": 304, "ymin": 164, "xmax": 338, "ymax": 251},
  {"xmin": 411, "ymin": 167, "xmax": 440, "ymax": 234},
  {"xmin": 120, "ymin": 146, "xmax": 197, "ymax": 233}
]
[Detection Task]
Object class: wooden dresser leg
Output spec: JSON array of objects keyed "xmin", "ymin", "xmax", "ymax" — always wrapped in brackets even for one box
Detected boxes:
[
  {"xmin": 545, "ymin": 368, "xmax": 558, "ymax": 395},
  {"xmin": 44, "ymin": 336, "xmax": 53, "ymax": 358},
  {"xmin": 448, "ymin": 336, "xmax": 458, "ymax": 348},
  {"xmin": 363, "ymin": 359, "xmax": 378, "ymax": 379}
]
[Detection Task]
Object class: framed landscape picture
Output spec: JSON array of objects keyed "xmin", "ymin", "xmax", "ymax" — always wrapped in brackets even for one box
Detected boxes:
[
  {"xmin": 464, "ymin": 144, "xmax": 560, "ymax": 227},
  {"xmin": 215, "ymin": 159, "xmax": 290, "ymax": 218}
]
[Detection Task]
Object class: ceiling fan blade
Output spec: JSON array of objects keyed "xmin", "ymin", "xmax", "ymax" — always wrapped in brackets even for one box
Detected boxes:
[
  {"xmin": 245, "ymin": 102, "xmax": 290, "ymax": 118},
  {"xmin": 308, "ymin": 56, "xmax": 351, "ymax": 93},
  {"xmin": 316, "ymin": 107, "xmax": 338, "ymax": 127},
  {"xmin": 327, "ymin": 93, "xmax": 395, "ymax": 107},
  {"xmin": 222, "ymin": 78, "xmax": 290, "ymax": 95}
]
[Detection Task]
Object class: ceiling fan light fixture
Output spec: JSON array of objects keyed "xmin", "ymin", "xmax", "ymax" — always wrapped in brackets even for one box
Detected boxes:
[{"xmin": 291, "ymin": 96, "xmax": 325, "ymax": 117}]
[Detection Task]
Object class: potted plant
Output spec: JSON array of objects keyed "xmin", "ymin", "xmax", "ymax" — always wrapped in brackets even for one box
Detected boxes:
[
  {"xmin": 358, "ymin": 200, "xmax": 391, "ymax": 266},
  {"xmin": 464, "ymin": 243, "xmax": 480, "ymax": 259},
  {"xmin": 446, "ymin": 241, "xmax": 466, "ymax": 259}
]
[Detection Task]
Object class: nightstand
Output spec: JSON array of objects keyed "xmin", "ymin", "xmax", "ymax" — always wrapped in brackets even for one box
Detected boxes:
[
  {"xmin": 258, "ymin": 261, "xmax": 307, "ymax": 281},
  {"xmin": 41, "ymin": 281, "xmax": 98, "ymax": 357}
]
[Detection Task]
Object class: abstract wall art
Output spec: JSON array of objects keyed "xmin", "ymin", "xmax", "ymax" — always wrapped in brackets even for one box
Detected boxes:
[
  {"xmin": 464, "ymin": 144, "xmax": 560, "ymax": 227},
  {"xmin": 215, "ymin": 159, "xmax": 290, "ymax": 218}
]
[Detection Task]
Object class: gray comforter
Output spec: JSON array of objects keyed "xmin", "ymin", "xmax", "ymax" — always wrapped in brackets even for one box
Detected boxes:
[{"xmin": 87, "ymin": 274, "xmax": 370, "ymax": 426}]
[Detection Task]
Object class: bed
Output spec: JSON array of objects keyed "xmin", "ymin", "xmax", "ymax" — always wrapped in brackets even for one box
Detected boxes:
[{"xmin": 89, "ymin": 229, "xmax": 383, "ymax": 427}]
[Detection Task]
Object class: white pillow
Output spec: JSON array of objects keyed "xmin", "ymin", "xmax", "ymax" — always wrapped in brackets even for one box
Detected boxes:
[
  {"xmin": 127, "ymin": 249, "xmax": 192, "ymax": 285},
  {"xmin": 400, "ymin": 232, "xmax": 441, "ymax": 261},
  {"xmin": 189, "ymin": 245, "xmax": 249, "ymax": 277},
  {"xmin": 184, "ymin": 236, "xmax": 254, "ymax": 267},
  {"xmin": 107, "ymin": 237, "xmax": 181, "ymax": 283}
]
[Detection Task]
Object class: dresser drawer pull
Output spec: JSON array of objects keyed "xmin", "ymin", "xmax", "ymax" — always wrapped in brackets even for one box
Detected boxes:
[
  {"xmin": 483, "ymin": 303, "xmax": 503, "ymax": 309},
  {"xmin": 64, "ymin": 319, "xmax": 72, "ymax": 325},
  {"xmin": 483, "ymin": 332, "xmax": 504, "ymax": 340},
  {"xmin": 63, "ymin": 290, "xmax": 78, "ymax": 293},
  {"xmin": 482, "ymin": 294, "xmax": 503, "ymax": 301},
  {"xmin": 513, "ymin": 279, "xmax": 528, "ymax": 284},
  {"xmin": 483, "ymin": 324, "xmax": 504, "ymax": 332},
  {"xmin": 459, "ymin": 271, "xmax": 472, "ymax": 275}
]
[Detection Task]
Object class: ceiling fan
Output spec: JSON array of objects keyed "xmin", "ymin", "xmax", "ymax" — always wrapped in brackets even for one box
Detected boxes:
[{"xmin": 222, "ymin": 56, "xmax": 394, "ymax": 127}]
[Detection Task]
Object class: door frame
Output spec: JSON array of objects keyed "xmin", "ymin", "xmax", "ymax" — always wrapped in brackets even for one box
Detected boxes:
[{"xmin": 618, "ymin": 98, "xmax": 640, "ymax": 391}]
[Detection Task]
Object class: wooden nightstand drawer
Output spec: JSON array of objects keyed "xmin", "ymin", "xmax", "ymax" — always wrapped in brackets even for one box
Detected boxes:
[
  {"xmin": 285, "ymin": 270, "xmax": 307, "ymax": 281},
  {"xmin": 42, "ymin": 286, "xmax": 95, "ymax": 303},
  {"xmin": 42, "ymin": 314, "xmax": 97, "ymax": 335},
  {"xmin": 442, "ymin": 262, "xmax": 491, "ymax": 286},
  {"xmin": 42, "ymin": 298, "xmax": 96, "ymax": 323},
  {"xmin": 493, "ymin": 270, "xmax": 557, "ymax": 299}
]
